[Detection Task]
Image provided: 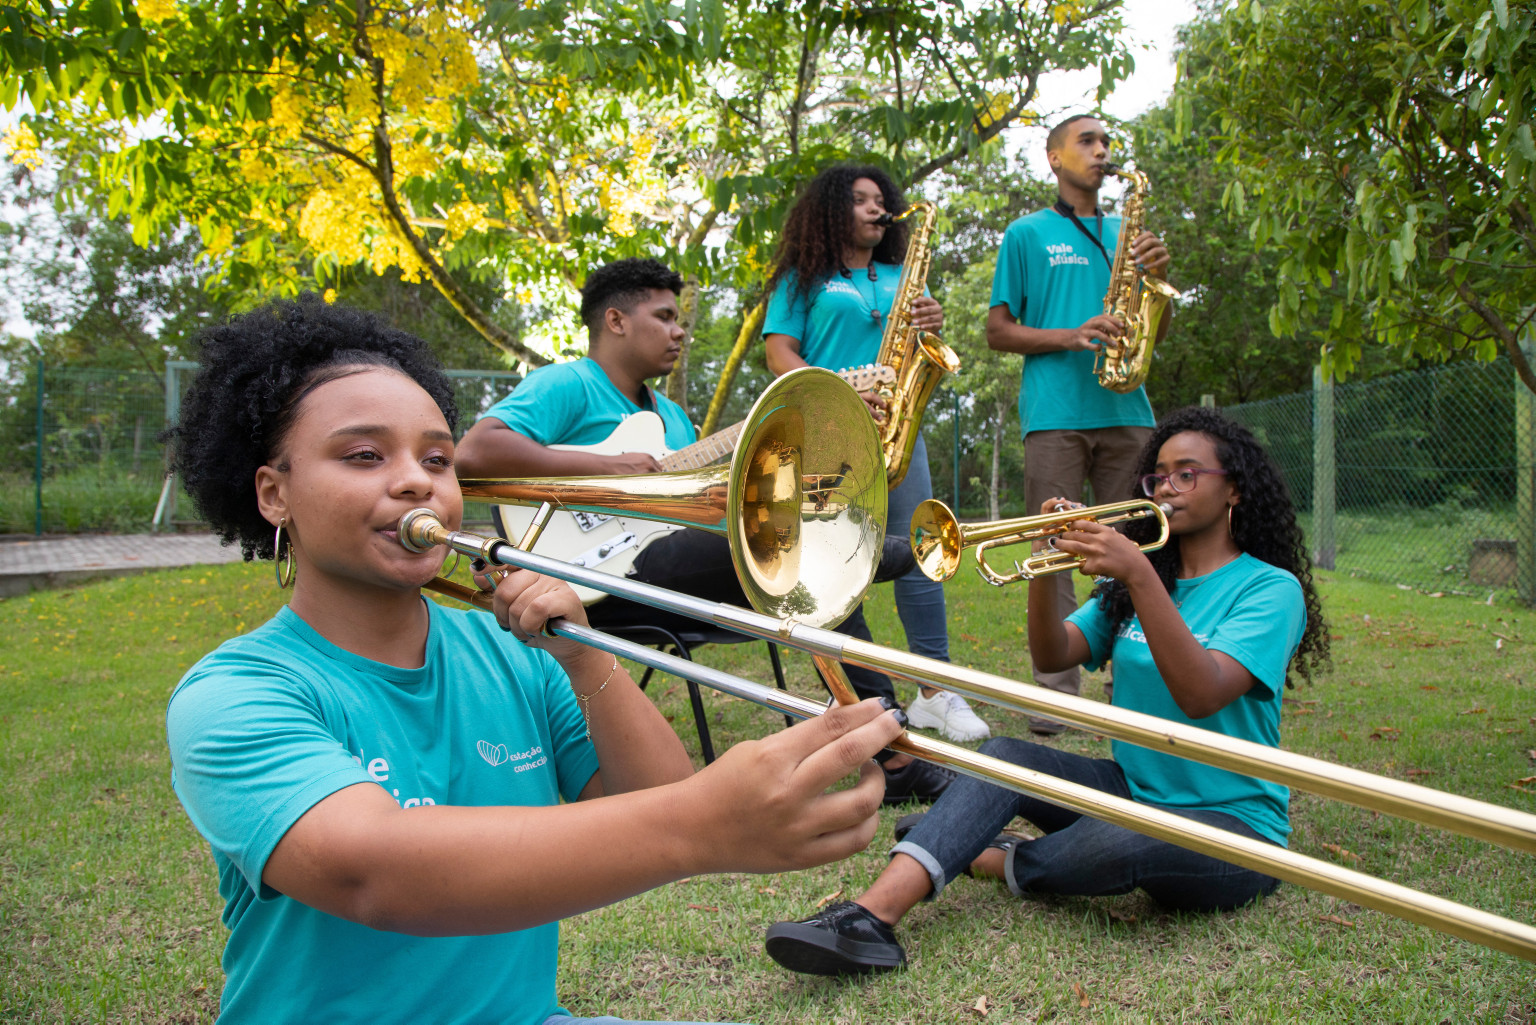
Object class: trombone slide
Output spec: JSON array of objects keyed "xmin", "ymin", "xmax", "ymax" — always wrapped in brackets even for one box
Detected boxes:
[{"xmin": 414, "ymin": 551, "xmax": 1536, "ymax": 964}]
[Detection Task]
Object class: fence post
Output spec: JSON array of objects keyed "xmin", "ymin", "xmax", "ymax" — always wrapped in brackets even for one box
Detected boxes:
[
  {"xmin": 952, "ymin": 388, "xmax": 960, "ymax": 511},
  {"xmin": 1312, "ymin": 364, "xmax": 1336, "ymax": 570},
  {"xmin": 1517, "ymin": 331, "xmax": 1536, "ymax": 605},
  {"xmin": 33, "ymin": 355, "xmax": 44, "ymax": 536}
]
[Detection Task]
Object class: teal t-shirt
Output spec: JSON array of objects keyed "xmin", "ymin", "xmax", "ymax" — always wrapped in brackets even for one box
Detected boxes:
[
  {"xmin": 990, "ymin": 208, "xmax": 1155, "ymax": 436},
  {"xmin": 480, "ymin": 357, "xmax": 696, "ymax": 451},
  {"xmin": 1067, "ymin": 553, "xmax": 1305, "ymax": 845},
  {"xmin": 764, "ymin": 264, "xmax": 902, "ymax": 372},
  {"xmin": 166, "ymin": 602, "xmax": 600, "ymax": 1024}
]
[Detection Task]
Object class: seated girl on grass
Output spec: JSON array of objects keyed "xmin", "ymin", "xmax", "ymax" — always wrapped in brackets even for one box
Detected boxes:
[
  {"xmin": 763, "ymin": 406, "xmax": 1329, "ymax": 976},
  {"xmin": 164, "ymin": 295, "xmax": 904, "ymax": 1022}
]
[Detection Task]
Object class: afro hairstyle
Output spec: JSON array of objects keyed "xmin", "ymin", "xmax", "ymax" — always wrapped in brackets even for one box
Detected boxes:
[{"xmin": 165, "ymin": 293, "xmax": 458, "ymax": 561}]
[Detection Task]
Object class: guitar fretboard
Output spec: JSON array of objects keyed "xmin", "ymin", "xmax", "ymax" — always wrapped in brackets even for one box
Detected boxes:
[{"xmin": 660, "ymin": 421, "xmax": 745, "ymax": 471}]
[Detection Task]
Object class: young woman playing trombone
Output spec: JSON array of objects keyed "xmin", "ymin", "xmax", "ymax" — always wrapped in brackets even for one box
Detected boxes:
[
  {"xmin": 765, "ymin": 406, "xmax": 1329, "ymax": 975},
  {"xmin": 164, "ymin": 295, "xmax": 905, "ymax": 1022}
]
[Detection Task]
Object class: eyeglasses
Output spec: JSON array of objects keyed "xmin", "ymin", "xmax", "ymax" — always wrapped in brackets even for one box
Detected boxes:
[{"xmin": 1139, "ymin": 468, "xmax": 1228, "ymax": 496}]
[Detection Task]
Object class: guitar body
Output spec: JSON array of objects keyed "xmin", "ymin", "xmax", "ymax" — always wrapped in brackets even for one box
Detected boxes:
[{"xmin": 491, "ymin": 413, "xmax": 684, "ymax": 605}]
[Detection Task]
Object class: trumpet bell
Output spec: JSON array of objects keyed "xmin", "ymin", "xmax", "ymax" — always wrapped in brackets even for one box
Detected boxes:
[
  {"xmin": 910, "ymin": 498, "xmax": 963, "ymax": 582},
  {"xmin": 460, "ymin": 367, "xmax": 887, "ymax": 629}
]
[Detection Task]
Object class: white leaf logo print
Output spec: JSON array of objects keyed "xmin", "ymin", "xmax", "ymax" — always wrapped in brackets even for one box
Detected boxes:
[{"xmin": 477, "ymin": 740, "xmax": 509, "ymax": 767}]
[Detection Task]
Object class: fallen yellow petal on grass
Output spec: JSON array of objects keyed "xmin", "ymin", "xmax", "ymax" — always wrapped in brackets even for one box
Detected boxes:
[
  {"xmin": 815, "ymin": 889, "xmax": 843, "ymax": 908},
  {"xmin": 1318, "ymin": 914, "xmax": 1355, "ymax": 928},
  {"xmin": 1322, "ymin": 843, "xmax": 1362, "ymax": 863},
  {"xmin": 970, "ymin": 994, "xmax": 989, "ymax": 1016}
]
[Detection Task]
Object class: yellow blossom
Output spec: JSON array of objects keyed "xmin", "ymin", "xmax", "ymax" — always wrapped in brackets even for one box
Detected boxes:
[
  {"xmin": 2, "ymin": 124, "xmax": 44, "ymax": 170},
  {"xmin": 136, "ymin": 0, "xmax": 178, "ymax": 22}
]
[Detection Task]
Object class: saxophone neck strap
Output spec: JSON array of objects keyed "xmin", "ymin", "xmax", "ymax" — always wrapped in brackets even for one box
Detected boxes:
[{"xmin": 1053, "ymin": 196, "xmax": 1112, "ymax": 269}]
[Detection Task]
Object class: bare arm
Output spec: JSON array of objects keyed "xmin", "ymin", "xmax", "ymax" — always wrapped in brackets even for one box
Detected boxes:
[
  {"xmin": 1025, "ymin": 497, "xmax": 1093, "ymax": 673},
  {"xmin": 261, "ymin": 698, "xmax": 901, "ymax": 936},
  {"xmin": 455, "ymin": 417, "xmax": 661, "ymax": 478},
  {"xmin": 764, "ymin": 332, "xmax": 807, "ymax": 377},
  {"xmin": 986, "ymin": 304, "xmax": 1127, "ymax": 357},
  {"xmin": 1052, "ymin": 523, "xmax": 1256, "ymax": 719}
]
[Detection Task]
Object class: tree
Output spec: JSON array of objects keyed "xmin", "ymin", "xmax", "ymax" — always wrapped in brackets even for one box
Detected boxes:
[
  {"xmin": 1, "ymin": 0, "xmax": 1135, "ymax": 407},
  {"xmin": 1177, "ymin": 0, "xmax": 1536, "ymax": 393}
]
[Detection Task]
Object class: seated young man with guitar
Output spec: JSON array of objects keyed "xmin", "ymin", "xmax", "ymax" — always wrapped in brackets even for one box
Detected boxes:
[{"xmin": 456, "ymin": 258, "xmax": 953, "ymax": 803}]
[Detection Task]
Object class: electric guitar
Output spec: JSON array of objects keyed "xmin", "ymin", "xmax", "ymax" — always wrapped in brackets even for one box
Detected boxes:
[{"xmin": 490, "ymin": 366, "xmax": 894, "ymax": 603}]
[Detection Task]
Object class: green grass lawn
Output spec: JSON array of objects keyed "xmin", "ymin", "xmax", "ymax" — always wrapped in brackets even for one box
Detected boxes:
[{"xmin": 1, "ymin": 563, "xmax": 1533, "ymax": 1022}]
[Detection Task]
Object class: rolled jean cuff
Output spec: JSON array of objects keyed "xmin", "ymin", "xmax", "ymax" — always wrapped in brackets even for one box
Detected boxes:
[
  {"xmin": 890, "ymin": 840, "xmax": 948, "ymax": 900},
  {"xmin": 1003, "ymin": 845, "xmax": 1024, "ymax": 897}
]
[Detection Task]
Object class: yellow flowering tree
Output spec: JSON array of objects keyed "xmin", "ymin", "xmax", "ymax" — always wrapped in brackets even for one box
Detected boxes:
[{"xmin": 2, "ymin": 0, "xmax": 1130, "ymax": 384}]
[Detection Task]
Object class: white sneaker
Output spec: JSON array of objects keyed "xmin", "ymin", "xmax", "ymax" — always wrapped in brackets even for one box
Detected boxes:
[{"xmin": 906, "ymin": 690, "xmax": 991, "ymax": 742}]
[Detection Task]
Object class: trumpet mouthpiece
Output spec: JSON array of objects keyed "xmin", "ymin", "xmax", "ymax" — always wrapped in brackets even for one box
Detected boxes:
[{"xmin": 1159, "ymin": 503, "xmax": 1174, "ymax": 515}]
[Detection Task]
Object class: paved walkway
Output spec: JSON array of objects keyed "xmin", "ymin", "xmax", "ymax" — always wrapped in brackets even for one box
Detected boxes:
[{"xmin": 0, "ymin": 533, "xmax": 245, "ymax": 598}]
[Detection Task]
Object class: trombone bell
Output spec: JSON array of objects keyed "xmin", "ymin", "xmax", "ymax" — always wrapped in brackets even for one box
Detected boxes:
[
  {"xmin": 910, "ymin": 498, "xmax": 1173, "ymax": 586},
  {"xmin": 457, "ymin": 367, "xmax": 887, "ymax": 629}
]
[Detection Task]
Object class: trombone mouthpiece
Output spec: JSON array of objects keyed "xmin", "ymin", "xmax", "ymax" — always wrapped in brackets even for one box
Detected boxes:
[
  {"xmin": 1159, "ymin": 503, "xmax": 1174, "ymax": 515},
  {"xmin": 398, "ymin": 507, "xmax": 444, "ymax": 553}
]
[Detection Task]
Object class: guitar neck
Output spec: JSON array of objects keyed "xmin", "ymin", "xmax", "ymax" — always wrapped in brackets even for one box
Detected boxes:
[{"xmin": 661, "ymin": 420, "xmax": 745, "ymax": 471}]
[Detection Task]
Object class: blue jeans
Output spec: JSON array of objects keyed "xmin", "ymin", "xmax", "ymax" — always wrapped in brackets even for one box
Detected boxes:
[
  {"xmin": 887, "ymin": 434, "xmax": 949, "ymax": 662},
  {"xmin": 891, "ymin": 736, "xmax": 1283, "ymax": 912},
  {"xmin": 543, "ymin": 1017, "xmax": 745, "ymax": 1025}
]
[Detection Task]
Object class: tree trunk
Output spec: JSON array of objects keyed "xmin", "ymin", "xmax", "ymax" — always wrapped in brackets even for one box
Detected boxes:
[
  {"xmin": 702, "ymin": 298, "xmax": 767, "ymax": 435},
  {"xmin": 667, "ymin": 276, "xmax": 700, "ymax": 416}
]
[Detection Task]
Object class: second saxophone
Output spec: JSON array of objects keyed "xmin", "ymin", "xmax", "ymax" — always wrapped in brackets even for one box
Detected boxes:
[{"xmin": 1094, "ymin": 165, "xmax": 1182, "ymax": 393}]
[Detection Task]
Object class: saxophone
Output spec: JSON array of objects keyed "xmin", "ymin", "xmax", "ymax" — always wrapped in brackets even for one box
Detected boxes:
[
  {"xmin": 872, "ymin": 201, "xmax": 962, "ymax": 488},
  {"xmin": 1093, "ymin": 165, "xmax": 1182, "ymax": 394}
]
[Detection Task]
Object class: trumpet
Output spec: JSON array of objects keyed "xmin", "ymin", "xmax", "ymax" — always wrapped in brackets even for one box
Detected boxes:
[
  {"xmin": 910, "ymin": 498, "xmax": 1172, "ymax": 586},
  {"xmin": 403, "ymin": 511, "xmax": 1536, "ymax": 963}
]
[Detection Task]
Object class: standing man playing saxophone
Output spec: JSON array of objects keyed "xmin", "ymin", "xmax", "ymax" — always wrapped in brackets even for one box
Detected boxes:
[
  {"xmin": 765, "ymin": 164, "xmax": 992, "ymax": 749},
  {"xmin": 987, "ymin": 115, "xmax": 1173, "ymax": 734}
]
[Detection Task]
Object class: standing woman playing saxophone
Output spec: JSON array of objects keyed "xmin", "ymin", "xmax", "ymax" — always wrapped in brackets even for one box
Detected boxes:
[
  {"xmin": 163, "ymin": 295, "xmax": 904, "ymax": 1024},
  {"xmin": 764, "ymin": 164, "xmax": 992, "ymax": 753},
  {"xmin": 764, "ymin": 407, "xmax": 1329, "ymax": 977}
]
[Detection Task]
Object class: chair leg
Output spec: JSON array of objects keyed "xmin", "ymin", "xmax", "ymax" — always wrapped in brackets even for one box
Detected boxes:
[
  {"xmin": 667, "ymin": 643, "xmax": 716, "ymax": 766},
  {"xmin": 766, "ymin": 643, "xmax": 794, "ymax": 728}
]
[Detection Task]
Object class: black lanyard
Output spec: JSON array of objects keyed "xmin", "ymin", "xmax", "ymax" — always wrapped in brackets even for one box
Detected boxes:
[{"xmin": 1053, "ymin": 196, "xmax": 1111, "ymax": 268}]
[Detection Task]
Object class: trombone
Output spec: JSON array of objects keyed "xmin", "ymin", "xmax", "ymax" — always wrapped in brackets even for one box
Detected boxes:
[
  {"xmin": 910, "ymin": 498, "xmax": 1171, "ymax": 585},
  {"xmin": 404, "ymin": 510, "xmax": 1536, "ymax": 963}
]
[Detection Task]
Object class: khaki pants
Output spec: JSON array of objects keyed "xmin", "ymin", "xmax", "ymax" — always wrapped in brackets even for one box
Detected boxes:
[{"xmin": 1023, "ymin": 425, "xmax": 1153, "ymax": 697}]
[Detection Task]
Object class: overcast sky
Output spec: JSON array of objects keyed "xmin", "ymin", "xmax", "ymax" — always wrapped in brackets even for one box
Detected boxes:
[{"xmin": 1009, "ymin": 0, "xmax": 1200, "ymax": 188}]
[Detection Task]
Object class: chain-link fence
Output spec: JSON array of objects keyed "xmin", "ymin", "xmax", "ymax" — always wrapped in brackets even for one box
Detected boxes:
[
  {"xmin": 7, "ymin": 354, "xmax": 1533, "ymax": 607},
  {"xmin": 1, "ymin": 360, "xmax": 521, "ymax": 535},
  {"xmin": 1224, "ymin": 356, "xmax": 1533, "ymax": 605}
]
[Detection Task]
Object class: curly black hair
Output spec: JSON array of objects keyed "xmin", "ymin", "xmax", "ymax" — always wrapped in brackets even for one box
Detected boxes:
[
  {"xmin": 766, "ymin": 164, "xmax": 910, "ymax": 304},
  {"xmin": 164, "ymin": 294, "xmax": 458, "ymax": 561},
  {"xmin": 1089, "ymin": 406, "xmax": 1330, "ymax": 686},
  {"xmin": 578, "ymin": 258, "xmax": 683, "ymax": 336}
]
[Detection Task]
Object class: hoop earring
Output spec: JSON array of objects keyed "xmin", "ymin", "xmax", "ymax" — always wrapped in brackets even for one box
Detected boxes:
[
  {"xmin": 1227, "ymin": 504, "xmax": 1235, "ymax": 539},
  {"xmin": 274, "ymin": 517, "xmax": 296, "ymax": 590}
]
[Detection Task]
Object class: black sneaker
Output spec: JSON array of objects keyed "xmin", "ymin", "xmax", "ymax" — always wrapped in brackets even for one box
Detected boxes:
[
  {"xmin": 873, "ymin": 535, "xmax": 917, "ymax": 583},
  {"xmin": 765, "ymin": 900, "xmax": 907, "ymax": 976},
  {"xmin": 881, "ymin": 758, "xmax": 955, "ymax": 805}
]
